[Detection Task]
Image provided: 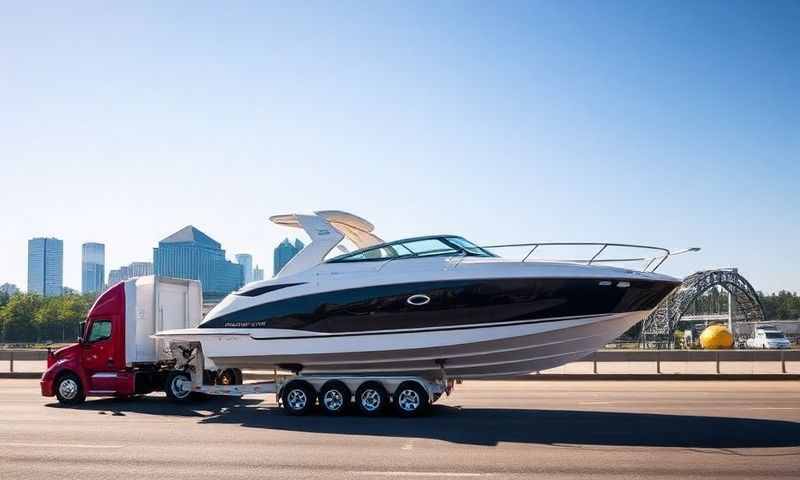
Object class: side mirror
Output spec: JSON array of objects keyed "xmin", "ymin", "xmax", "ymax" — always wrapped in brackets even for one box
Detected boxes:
[{"xmin": 77, "ymin": 321, "xmax": 87, "ymax": 344}]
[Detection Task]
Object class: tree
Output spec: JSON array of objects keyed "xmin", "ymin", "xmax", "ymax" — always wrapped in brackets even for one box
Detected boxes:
[{"xmin": 0, "ymin": 294, "xmax": 43, "ymax": 343}]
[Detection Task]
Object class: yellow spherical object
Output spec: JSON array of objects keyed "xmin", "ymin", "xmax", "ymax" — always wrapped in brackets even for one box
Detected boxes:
[{"xmin": 699, "ymin": 324, "xmax": 734, "ymax": 349}]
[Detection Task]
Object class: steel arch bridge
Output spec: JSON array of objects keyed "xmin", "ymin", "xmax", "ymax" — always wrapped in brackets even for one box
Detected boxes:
[{"xmin": 639, "ymin": 269, "xmax": 766, "ymax": 346}]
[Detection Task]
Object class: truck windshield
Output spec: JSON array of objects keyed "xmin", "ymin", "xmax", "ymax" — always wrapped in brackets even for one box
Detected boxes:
[{"xmin": 765, "ymin": 332, "xmax": 785, "ymax": 339}]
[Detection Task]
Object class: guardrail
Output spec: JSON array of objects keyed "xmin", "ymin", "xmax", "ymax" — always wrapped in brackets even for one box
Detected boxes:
[
  {"xmin": 577, "ymin": 349, "xmax": 800, "ymax": 375},
  {"xmin": 2, "ymin": 349, "xmax": 799, "ymax": 376},
  {"xmin": 0, "ymin": 349, "xmax": 48, "ymax": 374}
]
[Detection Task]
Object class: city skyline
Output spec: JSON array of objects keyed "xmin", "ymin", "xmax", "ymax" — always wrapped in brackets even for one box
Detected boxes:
[
  {"xmin": 7, "ymin": 232, "xmax": 274, "ymax": 294},
  {"xmin": 1, "ymin": 3, "xmax": 798, "ymax": 294}
]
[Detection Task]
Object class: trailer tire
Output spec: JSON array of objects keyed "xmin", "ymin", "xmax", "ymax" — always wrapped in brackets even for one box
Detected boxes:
[
  {"xmin": 393, "ymin": 381, "xmax": 429, "ymax": 417},
  {"xmin": 216, "ymin": 369, "xmax": 241, "ymax": 386},
  {"xmin": 164, "ymin": 371, "xmax": 192, "ymax": 403},
  {"xmin": 356, "ymin": 381, "xmax": 388, "ymax": 416},
  {"xmin": 55, "ymin": 372, "xmax": 85, "ymax": 406},
  {"xmin": 281, "ymin": 380, "xmax": 316, "ymax": 416},
  {"xmin": 319, "ymin": 381, "xmax": 351, "ymax": 415}
]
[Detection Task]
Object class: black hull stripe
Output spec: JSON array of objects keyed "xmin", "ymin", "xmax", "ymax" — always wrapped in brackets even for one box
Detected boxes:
[
  {"xmin": 202, "ymin": 277, "xmax": 677, "ymax": 334},
  {"xmin": 249, "ymin": 312, "xmax": 622, "ymax": 341}
]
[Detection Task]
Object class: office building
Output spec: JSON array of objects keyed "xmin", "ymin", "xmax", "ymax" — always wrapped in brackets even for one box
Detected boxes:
[
  {"xmin": 27, "ymin": 237, "xmax": 63, "ymax": 296},
  {"xmin": 0, "ymin": 283, "xmax": 19, "ymax": 295},
  {"xmin": 253, "ymin": 264, "xmax": 265, "ymax": 281},
  {"xmin": 81, "ymin": 242, "xmax": 106, "ymax": 294},
  {"xmin": 235, "ymin": 253, "xmax": 254, "ymax": 284},
  {"xmin": 274, "ymin": 238, "xmax": 305, "ymax": 275},
  {"xmin": 107, "ymin": 261, "xmax": 153, "ymax": 286},
  {"xmin": 153, "ymin": 226, "xmax": 243, "ymax": 296},
  {"xmin": 108, "ymin": 266, "xmax": 129, "ymax": 286}
]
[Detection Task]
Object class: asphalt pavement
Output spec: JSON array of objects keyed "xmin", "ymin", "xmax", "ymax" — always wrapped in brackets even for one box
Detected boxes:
[{"xmin": 1, "ymin": 379, "xmax": 799, "ymax": 479}]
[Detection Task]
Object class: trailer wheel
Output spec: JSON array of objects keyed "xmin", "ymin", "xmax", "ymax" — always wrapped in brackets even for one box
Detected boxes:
[
  {"xmin": 355, "ymin": 381, "xmax": 388, "ymax": 416},
  {"xmin": 164, "ymin": 371, "xmax": 192, "ymax": 403},
  {"xmin": 216, "ymin": 369, "xmax": 241, "ymax": 386},
  {"xmin": 319, "ymin": 381, "xmax": 351, "ymax": 415},
  {"xmin": 393, "ymin": 381, "xmax": 429, "ymax": 417},
  {"xmin": 55, "ymin": 372, "xmax": 85, "ymax": 406},
  {"xmin": 281, "ymin": 380, "xmax": 316, "ymax": 416}
]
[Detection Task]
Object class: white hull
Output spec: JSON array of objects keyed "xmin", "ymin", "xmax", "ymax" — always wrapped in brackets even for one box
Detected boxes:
[{"xmin": 176, "ymin": 310, "xmax": 647, "ymax": 378}]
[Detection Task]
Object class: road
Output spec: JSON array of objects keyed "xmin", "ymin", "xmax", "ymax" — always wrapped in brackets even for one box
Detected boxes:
[{"xmin": 1, "ymin": 379, "xmax": 799, "ymax": 479}]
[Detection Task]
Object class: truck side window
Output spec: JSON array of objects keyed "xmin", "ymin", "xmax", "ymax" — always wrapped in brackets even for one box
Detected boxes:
[{"xmin": 88, "ymin": 320, "xmax": 112, "ymax": 342}]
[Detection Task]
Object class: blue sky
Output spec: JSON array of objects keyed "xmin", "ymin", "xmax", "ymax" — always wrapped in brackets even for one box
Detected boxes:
[{"xmin": 1, "ymin": 1, "xmax": 798, "ymax": 293}]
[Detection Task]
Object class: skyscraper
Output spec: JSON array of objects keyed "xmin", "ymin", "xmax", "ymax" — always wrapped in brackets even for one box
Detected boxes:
[
  {"xmin": 273, "ymin": 238, "xmax": 305, "ymax": 275},
  {"xmin": 153, "ymin": 226, "xmax": 243, "ymax": 296},
  {"xmin": 27, "ymin": 237, "xmax": 63, "ymax": 297},
  {"xmin": 108, "ymin": 266, "xmax": 129, "ymax": 286},
  {"xmin": 81, "ymin": 242, "xmax": 105, "ymax": 294},
  {"xmin": 128, "ymin": 261, "xmax": 153, "ymax": 277},
  {"xmin": 235, "ymin": 254, "xmax": 253, "ymax": 284},
  {"xmin": 253, "ymin": 264, "xmax": 264, "ymax": 281},
  {"xmin": 108, "ymin": 261, "xmax": 153, "ymax": 286}
]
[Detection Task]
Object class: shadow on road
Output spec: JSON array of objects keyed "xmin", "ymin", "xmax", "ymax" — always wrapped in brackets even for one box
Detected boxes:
[{"xmin": 48, "ymin": 397, "xmax": 800, "ymax": 448}]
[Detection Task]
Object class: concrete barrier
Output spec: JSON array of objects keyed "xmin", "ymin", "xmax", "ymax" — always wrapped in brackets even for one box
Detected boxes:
[{"xmin": 2, "ymin": 349, "xmax": 799, "ymax": 379}]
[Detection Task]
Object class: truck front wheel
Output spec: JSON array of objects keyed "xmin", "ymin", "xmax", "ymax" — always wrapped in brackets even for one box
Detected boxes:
[
  {"xmin": 164, "ymin": 371, "xmax": 192, "ymax": 403},
  {"xmin": 55, "ymin": 373, "xmax": 85, "ymax": 406}
]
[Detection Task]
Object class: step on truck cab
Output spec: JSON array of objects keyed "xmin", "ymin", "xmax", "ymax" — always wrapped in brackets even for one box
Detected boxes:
[{"xmin": 41, "ymin": 276, "xmax": 205, "ymax": 404}]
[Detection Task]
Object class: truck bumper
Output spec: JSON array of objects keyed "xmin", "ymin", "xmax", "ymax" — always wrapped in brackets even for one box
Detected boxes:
[{"xmin": 40, "ymin": 377, "xmax": 55, "ymax": 397}]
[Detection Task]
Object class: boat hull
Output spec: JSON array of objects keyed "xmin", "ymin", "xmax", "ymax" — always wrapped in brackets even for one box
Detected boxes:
[{"xmin": 202, "ymin": 310, "xmax": 648, "ymax": 378}]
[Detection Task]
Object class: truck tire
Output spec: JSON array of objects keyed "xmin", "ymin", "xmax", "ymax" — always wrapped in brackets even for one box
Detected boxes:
[
  {"xmin": 393, "ymin": 381, "xmax": 429, "ymax": 417},
  {"xmin": 281, "ymin": 380, "xmax": 316, "ymax": 416},
  {"xmin": 55, "ymin": 372, "xmax": 85, "ymax": 406},
  {"xmin": 164, "ymin": 371, "xmax": 192, "ymax": 403}
]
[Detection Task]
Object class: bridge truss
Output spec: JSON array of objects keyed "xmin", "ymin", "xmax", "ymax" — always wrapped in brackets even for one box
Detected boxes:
[{"xmin": 639, "ymin": 269, "xmax": 766, "ymax": 346}]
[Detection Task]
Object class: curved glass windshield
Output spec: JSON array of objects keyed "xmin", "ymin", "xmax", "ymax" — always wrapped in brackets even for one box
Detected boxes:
[{"xmin": 328, "ymin": 236, "xmax": 495, "ymax": 263}]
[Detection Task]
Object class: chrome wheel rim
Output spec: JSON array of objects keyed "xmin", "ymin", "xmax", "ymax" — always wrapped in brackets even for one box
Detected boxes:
[
  {"xmin": 323, "ymin": 389, "xmax": 344, "ymax": 411},
  {"xmin": 398, "ymin": 389, "xmax": 421, "ymax": 412},
  {"xmin": 361, "ymin": 389, "xmax": 381, "ymax": 411},
  {"xmin": 170, "ymin": 375, "xmax": 190, "ymax": 399},
  {"xmin": 287, "ymin": 389, "xmax": 308, "ymax": 410},
  {"xmin": 58, "ymin": 378, "xmax": 78, "ymax": 400}
]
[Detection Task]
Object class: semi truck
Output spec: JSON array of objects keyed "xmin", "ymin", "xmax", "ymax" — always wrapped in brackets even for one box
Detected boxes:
[
  {"xmin": 40, "ymin": 276, "xmax": 451, "ymax": 416},
  {"xmin": 40, "ymin": 276, "xmax": 229, "ymax": 404}
]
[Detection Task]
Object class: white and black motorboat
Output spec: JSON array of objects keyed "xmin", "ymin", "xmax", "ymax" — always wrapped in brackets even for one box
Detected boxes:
[{"xmin": 157, "ymin": 211, "xmax": 691, "ymax": 379}]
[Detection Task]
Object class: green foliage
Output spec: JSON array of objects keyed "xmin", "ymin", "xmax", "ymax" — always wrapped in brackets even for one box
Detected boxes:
[
  {"xmin": 758, "ymin": 291, "xmax": 800, "ymax": 320},
  {"xmin": 0, "ymin": 291, "xmax": 97, "ymax": 343}
]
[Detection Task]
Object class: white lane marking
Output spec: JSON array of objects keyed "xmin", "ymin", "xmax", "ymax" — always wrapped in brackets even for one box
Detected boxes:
[
  {"xmin": 352, "ymin": 472, "xmax": 488, "ymax": 477},
  {"xmin": 401, "ymin": 440, "xmax": 414, "ymax": 451},
  {"xmin": 579, "ymin": 401, "xmax": 614, "ymax": 405},
  {"xmin": 0, "ymin": 442, "xmax": 124, "ymax": 449}
]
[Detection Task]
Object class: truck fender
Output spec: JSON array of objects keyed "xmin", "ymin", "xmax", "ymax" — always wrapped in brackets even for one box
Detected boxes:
[{"xmin": 44, "ymin": 362, "xmax": 89, "ymax": 395}]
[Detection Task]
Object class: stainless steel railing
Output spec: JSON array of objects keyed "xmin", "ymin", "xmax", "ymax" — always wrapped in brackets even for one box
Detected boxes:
[{"xmin": 479, "ymin": 242, "xmax": 700, "ymax": 272}]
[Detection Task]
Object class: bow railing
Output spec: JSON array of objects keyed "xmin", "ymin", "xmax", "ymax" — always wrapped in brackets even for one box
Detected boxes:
[{"xmin": 479, "ymin": 242, "xmax": 700, "ymax": 273}]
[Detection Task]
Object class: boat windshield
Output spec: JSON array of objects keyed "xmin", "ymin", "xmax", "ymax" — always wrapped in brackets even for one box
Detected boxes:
[{"xmin": 328, "ymin": 236, "xmax": 495, "ymax": 262}]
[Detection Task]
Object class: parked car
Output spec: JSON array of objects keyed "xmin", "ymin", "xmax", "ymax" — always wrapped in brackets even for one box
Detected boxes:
[{"xmin": 745, "ymin": 326, "xmax": 792, "ymax": 349}]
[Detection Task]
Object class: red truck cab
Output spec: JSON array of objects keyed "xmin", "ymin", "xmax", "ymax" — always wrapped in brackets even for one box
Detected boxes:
[
  {"xmin": 41, "ymin": 276, "xmax": 205, "ymax": 405},
  {"xmin": 41, "ymin": 283, "xmax": 136, "ymax": 404}
]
